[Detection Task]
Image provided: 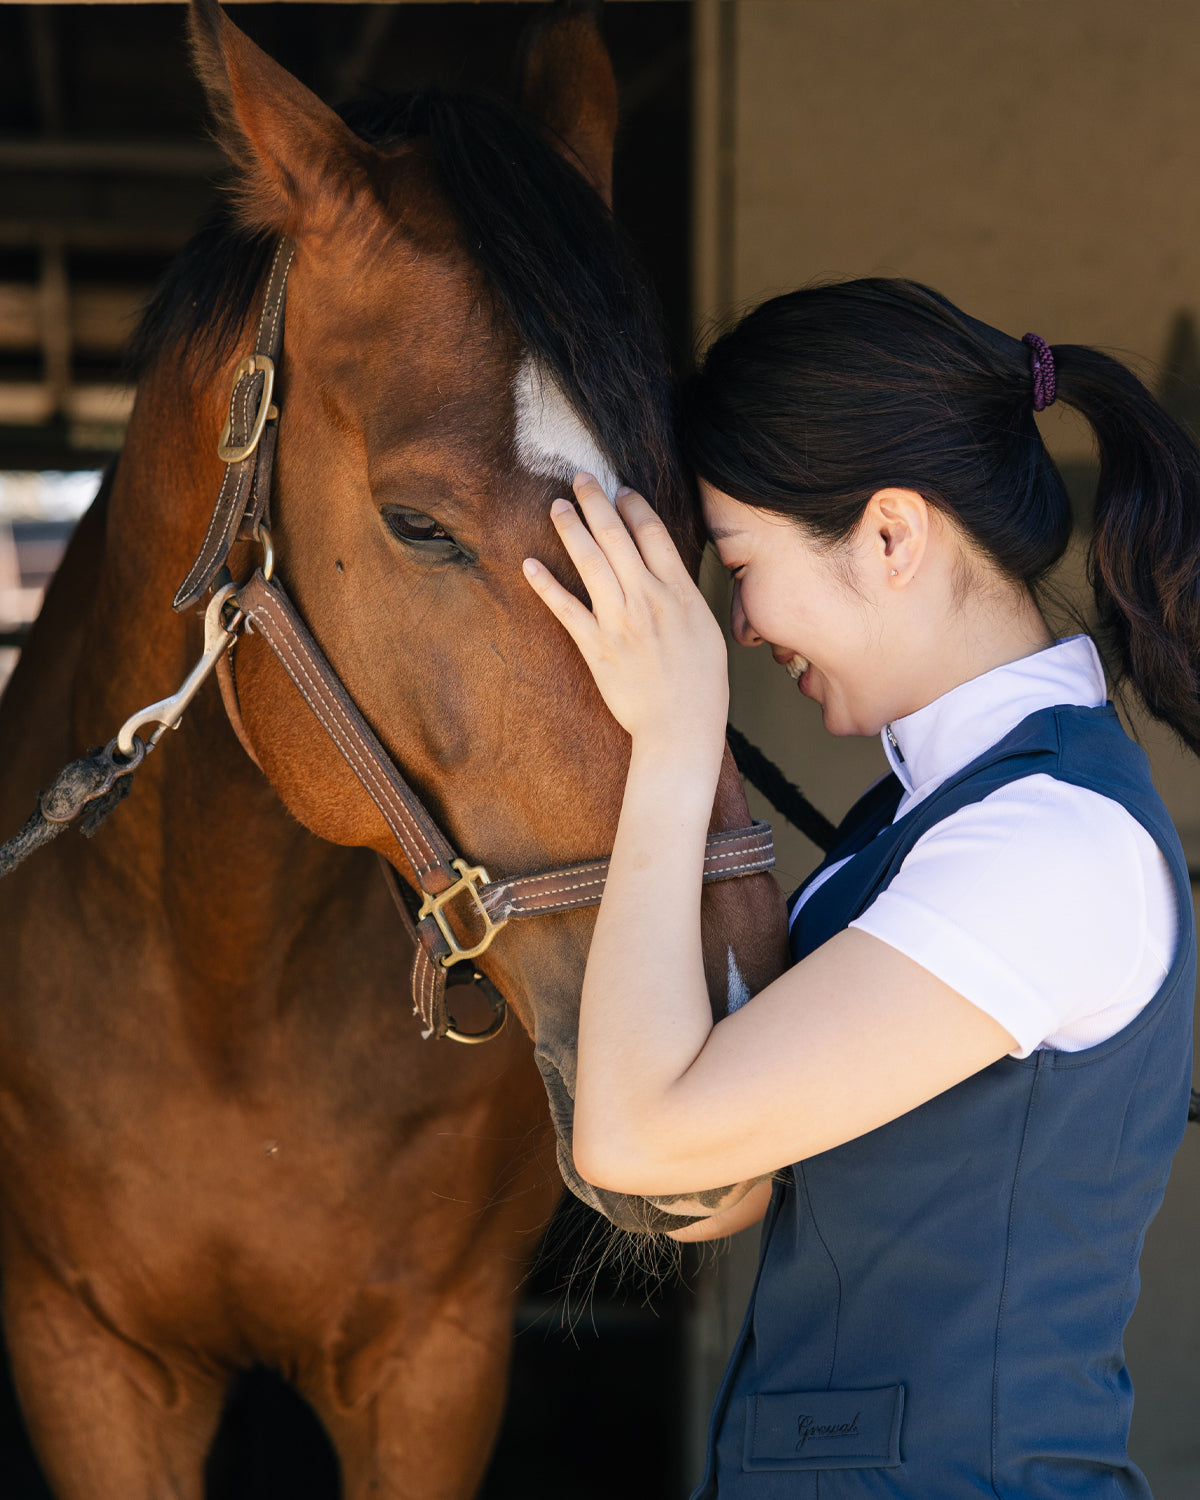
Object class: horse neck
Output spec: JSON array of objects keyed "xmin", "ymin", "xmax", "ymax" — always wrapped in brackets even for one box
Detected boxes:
[{"xmin": 70, "ymin": 351, "xmax": 366, "ymax": 985}]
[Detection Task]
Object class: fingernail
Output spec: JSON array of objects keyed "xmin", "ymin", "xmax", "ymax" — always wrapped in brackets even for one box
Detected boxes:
[
  {"xmin": 551, "ymin": 499, "xmax": 572, "ymax": 517},
  {"xmin": 616, "ymin": 485, "xmax": 633, "ymax": 497},
  {"xmin": 522, "ymin": 558, "xmax": 540, "ymax": 577},
  {"xmin": 574, "ymin": 472, "xmax": 595, "ymax": 486}
]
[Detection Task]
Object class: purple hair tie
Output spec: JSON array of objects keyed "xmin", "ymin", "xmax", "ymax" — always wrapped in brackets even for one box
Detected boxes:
[{"xmin": 1021, "ymin": 332, "xmax": 1056, "ymax": 412}]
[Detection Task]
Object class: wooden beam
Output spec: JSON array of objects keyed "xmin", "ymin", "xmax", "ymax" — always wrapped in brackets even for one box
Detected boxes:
[
  {"xmin": 0, "ymin": 431, "xmax": 117, "ymax": 470},
  {"xmin": 0, "ymin": 167, "xmax": 216, "ymax": 249},
  {"xmin": 0, "ymin": 141, "xmax": 223, "ymax": 175},
  {"xmin": 0, "ymin": 286, "xmax": 39, "ymax": 348},
  {"xmin": 39, "ymin": 240, "xmax": 71, "ymax": 413},
  {"xmin": 0, "ymin": 283, "xmax": 146, "ymax": 354},
  {"xmin": 74, "ymin": 287, "xmax": 146, "ymax": 352},
  {"xmin": 25, "ymin": 10, "xmax": 64, "ymax": 135},
  {"xmin": 0, "ymin": 383, "xmax": 134, "ymax": 426},
  {"xmin": 0, "ymin": 220, "xmax": 192, "ymax": 251}
]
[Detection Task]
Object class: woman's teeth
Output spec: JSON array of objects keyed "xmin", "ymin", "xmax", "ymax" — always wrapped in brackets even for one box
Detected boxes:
[{"xmin": 786, "ymin": 654, "xmax": 810, "ymax": 680}]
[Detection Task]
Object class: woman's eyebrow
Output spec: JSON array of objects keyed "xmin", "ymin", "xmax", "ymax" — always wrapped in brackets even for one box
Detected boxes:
[{"xmin": 707, "ymin": 525, "xmax": 744, "ymax": 542}]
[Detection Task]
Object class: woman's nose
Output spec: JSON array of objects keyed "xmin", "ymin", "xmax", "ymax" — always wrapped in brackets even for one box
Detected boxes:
[{"xmin": 730, "ymin": 590, "xmax": 764, "ymax": 648}]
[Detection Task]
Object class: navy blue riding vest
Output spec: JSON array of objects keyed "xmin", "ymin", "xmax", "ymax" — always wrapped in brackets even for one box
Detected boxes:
[{"xmin": 693, "ymin": 704, "xmax": 1195, "ymax": 1499}]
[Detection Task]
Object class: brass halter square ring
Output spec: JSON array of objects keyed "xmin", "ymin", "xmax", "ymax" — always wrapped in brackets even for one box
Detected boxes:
[{"xmin": 418, "ymin": 859, "xmax": 508, "ymax": 965}]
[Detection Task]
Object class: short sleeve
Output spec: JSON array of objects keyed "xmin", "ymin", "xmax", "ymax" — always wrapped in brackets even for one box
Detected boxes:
[{"xmin": 848, "ymin": 775, "xmax": 1177, "ymax": 1058}]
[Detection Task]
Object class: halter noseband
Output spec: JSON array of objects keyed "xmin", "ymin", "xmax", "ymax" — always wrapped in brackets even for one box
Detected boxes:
[{"xmin": 173, "ymin": 240, "xmax": 776, "ymax": 1041}]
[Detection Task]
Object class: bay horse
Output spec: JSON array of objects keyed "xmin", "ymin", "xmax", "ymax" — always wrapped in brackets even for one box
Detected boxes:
[{"xmin": 0, "ymin": 3, "xmax": 787, "ymax": 1496}]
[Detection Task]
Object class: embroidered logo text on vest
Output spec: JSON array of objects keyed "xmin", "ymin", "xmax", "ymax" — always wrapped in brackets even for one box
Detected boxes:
[{"xmin": 797, "ymin": 1411, "xmax": 861, "ymax": 1451}]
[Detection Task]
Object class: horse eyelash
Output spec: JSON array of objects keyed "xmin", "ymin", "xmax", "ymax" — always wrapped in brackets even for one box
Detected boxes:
[{"xmin": 383, "ymin": 509, "xmax": 454, "ymax": 544}]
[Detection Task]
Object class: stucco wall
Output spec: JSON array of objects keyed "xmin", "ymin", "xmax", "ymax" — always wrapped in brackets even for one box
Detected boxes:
[{"xmin": 687, "ymin": 4, "xmax": 1200, "ymax": 1494}]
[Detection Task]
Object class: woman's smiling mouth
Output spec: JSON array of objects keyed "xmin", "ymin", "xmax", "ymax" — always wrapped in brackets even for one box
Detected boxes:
[
  {"xmin": 785, "ymin": 653, "xmax": 810, "ymax": 681},
  {"xmin": 771, "ymin": 647, "xmax": 811, "ymax": 681}
]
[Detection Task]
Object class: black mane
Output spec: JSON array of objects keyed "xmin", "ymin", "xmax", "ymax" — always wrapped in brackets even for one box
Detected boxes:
[{"xmin": 128, "ymin": 87, "xmax": 695, "ymax": 548}]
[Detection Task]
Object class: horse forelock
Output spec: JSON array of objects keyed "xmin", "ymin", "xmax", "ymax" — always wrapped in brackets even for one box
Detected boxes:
[{"xmin": 128, "ymin": 83, "xmax": 698, "ymax": 556}]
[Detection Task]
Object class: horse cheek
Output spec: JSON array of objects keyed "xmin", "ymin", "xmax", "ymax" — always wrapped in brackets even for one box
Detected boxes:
[{"xmin": 230, "ymin": 630, "xmax": 396, "ymax": 859}]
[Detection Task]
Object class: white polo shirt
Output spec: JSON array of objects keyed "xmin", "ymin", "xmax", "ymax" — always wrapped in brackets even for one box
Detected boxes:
[{"xmin": 789, "ymin": 636, "xmax": 1179, "ymax": 1058}]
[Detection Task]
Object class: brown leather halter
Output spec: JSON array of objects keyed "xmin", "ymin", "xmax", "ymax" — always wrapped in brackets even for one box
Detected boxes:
[{"xmin": 174, "ymin": 240, "xmax": 776, "ymax": 1042}]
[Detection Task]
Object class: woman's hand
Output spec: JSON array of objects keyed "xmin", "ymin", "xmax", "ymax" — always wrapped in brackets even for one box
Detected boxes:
[{"xmin": 522, "ymin": 473, "xmax": 729, "ymax": 757}]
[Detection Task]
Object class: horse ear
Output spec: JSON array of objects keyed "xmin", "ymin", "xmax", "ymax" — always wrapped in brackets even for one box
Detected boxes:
[
  {"xmin": 518, "ymin": 0, "xmax": 619, "ymax": 207},
  {"xmin": 188, "ymin": 0, "xmax": 375, "ymax": 238}
]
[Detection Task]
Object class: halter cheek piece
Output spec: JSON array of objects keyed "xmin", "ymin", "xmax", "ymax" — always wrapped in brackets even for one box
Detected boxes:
[{"xmin": 169, "ymin": 239, "xmax": 775, "ymax": 1042}]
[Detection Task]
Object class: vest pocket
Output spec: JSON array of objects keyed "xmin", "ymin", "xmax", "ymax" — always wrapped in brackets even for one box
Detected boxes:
[{"xmin": 742, "ymin": 1386, "xmax": 904, "ymax": 1471}]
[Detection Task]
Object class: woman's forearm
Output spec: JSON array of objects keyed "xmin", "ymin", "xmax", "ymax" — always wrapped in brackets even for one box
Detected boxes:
[
  {"xmin": 572, "ymin": 735, "xmax": 724, "ymax": 1188},
  {"xmin": 518, "ymin": 474, "xmax": 734, "ymax": 1191}
]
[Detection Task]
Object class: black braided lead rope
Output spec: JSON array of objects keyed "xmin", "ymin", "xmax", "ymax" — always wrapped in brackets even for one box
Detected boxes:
[
  {"xmin": 0, "ymin": 740, "xmax": 145, "ymax": 881},
  {"xmin": 726, "ymin": 724, "xmax": 837, "ymax": 853}
]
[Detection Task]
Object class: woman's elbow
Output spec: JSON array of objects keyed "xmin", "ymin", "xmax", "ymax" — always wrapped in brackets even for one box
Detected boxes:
[
  {"xmin": 571, "ymin": 1135, "xmax": 645, "ymax": 1197},
  {"xmin": 572, "ymin": 1114, "xmax": 667, "ymax": 1197}
]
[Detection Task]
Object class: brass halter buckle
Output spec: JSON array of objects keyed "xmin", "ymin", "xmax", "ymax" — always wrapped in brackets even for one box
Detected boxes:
[
  {"xmin": 418, "ymin": 859, "xmax": 507, "ymax": 966},
  {"xmin": 217, "ymin": 354, "xmax": 278, "ymax": 464}
]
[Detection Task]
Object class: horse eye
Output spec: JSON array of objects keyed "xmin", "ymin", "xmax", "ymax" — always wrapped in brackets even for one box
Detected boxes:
[{"xmin": 383, "ymin": 508, "xmax": 454, "ymax": 545}]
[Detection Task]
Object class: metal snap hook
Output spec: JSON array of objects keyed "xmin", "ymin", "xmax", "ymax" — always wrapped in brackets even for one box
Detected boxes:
[{"xmin": 115, "ymin": 582, "xmax": 243, "ymax": 757}]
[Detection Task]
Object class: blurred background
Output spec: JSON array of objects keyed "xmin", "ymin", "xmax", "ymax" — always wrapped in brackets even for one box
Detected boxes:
[{"xmin": 0, "ymin": 2, "xmax": 1197, "ymax": 1496}]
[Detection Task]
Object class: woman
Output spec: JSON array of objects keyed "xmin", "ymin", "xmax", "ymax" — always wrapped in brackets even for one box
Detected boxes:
[{"xmin": 521, "ymin": 279, "xmax": 1199, "ymax": 1498}]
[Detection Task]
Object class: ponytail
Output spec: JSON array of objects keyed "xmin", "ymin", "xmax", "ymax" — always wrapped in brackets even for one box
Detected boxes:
[{"xmin": 1054, "ymin": 346, "xmax": 1200, "ymax": 757}]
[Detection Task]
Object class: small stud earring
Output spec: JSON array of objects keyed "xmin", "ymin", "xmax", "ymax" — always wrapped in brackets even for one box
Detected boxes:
[{"xmin": 890, "ymin": 568, "xmax": 898, "ymax": 577}]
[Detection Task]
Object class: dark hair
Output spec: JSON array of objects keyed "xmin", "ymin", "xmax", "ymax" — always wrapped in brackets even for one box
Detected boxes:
[{"xmin": 682, "ymin": 277, "xmax": 1200, "ymax": 757}]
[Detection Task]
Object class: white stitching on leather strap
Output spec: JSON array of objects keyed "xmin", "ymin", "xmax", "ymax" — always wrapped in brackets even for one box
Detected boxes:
[
  {"xmin": 251, "ymin": 594, "xmax": 442, "ymax": 875},
  {"xmin": 176, "ymin": 377, "xmax": 256, "ymax": 603},
  {"xmin": 420, "ymin": 949, "xmax": 440, "ymax": 1034},
  {"xmin": 178, "ymin": 245, "xmax": 292, "ymax": 608},
  {"xmin": 484, "ymin": 830, "xmax": 772, "ymax": 917},
  {"xmin": 254, "ymin": 599, "xmax": 436, "ymax": 869},
  {"xmin": 497, "ymin": 868, "xmax": 606, "ymax": 895},
  {"xmin": 415, "ymin": 949, "xmax": 435, "ymax": 1035},
  {"xmin": 256, "ymin": 240, "xmax": 291, "ymax": 350},
  {"xmin": 495, "ymin": 853, "xmax": 772, "ymax": 917},
  {"xmin": 518, "ymin": 872, "xmax": 605, "ymax": 897},
  {"xmin": 701, "ymin": 857, "xmax": 772, "ymax": 877},
  {"xmin": 486, "ymin": 876, "xmax": 606, "ymax": 916}
]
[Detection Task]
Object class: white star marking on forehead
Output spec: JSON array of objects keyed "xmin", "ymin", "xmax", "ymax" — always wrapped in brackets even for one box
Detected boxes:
[{"xmin": 512, "ymin": 355, "xmax": 620, "ymax": 502}]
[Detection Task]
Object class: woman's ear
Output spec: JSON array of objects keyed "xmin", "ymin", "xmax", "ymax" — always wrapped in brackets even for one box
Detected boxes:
[
  {"xmin": 865, "ymin": 487, "xmax": 930, "ymax": 585},
  {"xmin": 517, "ymin": 0, "xmax": 619, "ymax": 206}
]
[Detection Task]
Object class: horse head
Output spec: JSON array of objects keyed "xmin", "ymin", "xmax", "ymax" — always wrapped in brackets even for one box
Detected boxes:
[{"xmin": 165, "ymin": 0, "xmax": 788, "ymax": 1234}]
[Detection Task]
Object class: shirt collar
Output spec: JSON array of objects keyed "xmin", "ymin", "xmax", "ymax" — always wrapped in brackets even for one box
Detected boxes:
[{"xmin": 881, "ymin": 635, "xmax": 1108, "ymax": 816}]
